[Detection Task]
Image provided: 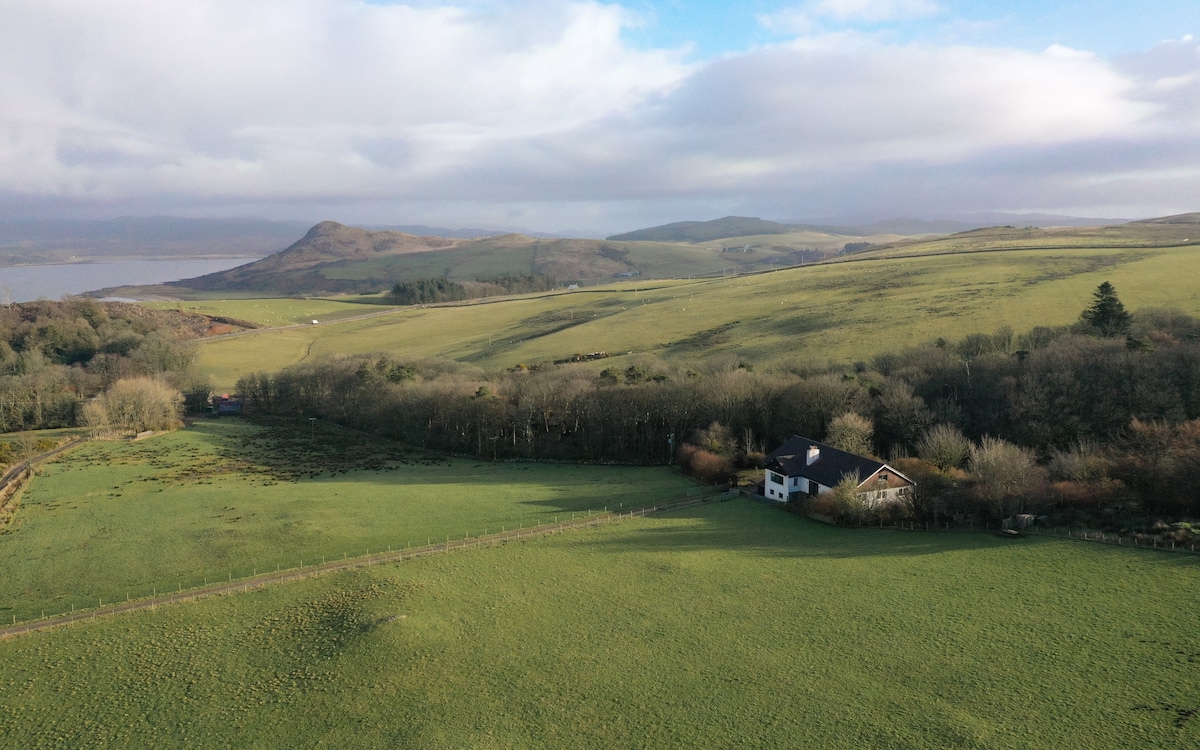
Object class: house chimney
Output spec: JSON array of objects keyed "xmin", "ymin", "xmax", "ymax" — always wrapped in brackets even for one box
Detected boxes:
[{"xmin": 806, "ymin": 446, "xmax": 820, "ymax": 465}]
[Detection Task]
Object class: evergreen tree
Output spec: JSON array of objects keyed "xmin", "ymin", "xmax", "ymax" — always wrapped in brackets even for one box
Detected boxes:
[{"xmin": 1080, "ymin": 281, "xmax": 1132, "ymax": 337}]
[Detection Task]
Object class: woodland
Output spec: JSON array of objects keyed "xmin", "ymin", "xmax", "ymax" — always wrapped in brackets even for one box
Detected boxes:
[{"xmin": 235, "ymin": 285, "xmax": 1200, "ymax": 522}]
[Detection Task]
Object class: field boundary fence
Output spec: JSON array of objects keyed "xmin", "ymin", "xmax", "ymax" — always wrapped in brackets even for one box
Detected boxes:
[
  {"xmin": 0, "ymin": 488, "xmax": 733, "ymax": 640},
  {"xmin": 741, "ymin": 488, "xmax": 1200, "ymax": 557},
  {"xmin": 1020, "ymin": 525, "xmax": 1199, "ymax": 555}
]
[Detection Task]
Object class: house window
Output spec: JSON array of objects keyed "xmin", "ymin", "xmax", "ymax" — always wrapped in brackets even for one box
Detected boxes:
[{"xmin": 769, "ymin": 471, "xmax": 784, "ymax": 484}]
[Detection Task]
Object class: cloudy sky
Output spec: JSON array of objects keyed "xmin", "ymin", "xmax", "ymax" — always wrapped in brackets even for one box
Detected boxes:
[{"xmin": 1, "ymin": 0, "xmax": 1197, "ymax": 234}]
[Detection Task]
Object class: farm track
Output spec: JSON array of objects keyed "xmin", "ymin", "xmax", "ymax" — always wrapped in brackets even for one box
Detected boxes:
[
  {"xmin": 0, "ymin": 437, "xmax": 89, "ymax": 522},
  {"xmin": 0, "ymin": 491, "xmax": 730, "ymax": 640},
  {"xmin": 0, "ymin": 437, "xmax": 88, "ymax": 493}
]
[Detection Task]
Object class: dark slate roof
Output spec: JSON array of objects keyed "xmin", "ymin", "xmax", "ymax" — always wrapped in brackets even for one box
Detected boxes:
[{"xmin": 765, "ymin": 435, "xmax": 895, "ymax": 489}]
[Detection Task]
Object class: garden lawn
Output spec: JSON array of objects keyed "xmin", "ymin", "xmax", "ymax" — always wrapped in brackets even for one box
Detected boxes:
[
  {"xmin": 0, "ymin": 499, "xmax": 1196, "ymax": 748},
  {"xmin": 0, "ymin": 418, "xmax": 690, "ymax": 622}
]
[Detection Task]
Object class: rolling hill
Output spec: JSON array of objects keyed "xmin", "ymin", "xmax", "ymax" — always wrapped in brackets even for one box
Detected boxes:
[
  {"xmin": 850, "ymin": 214, "xmax": 1200, "ymax": 260},
  {"xmin": 604, "ymin": 213, "xmax": 1123, "ymax": 243},
  {"xmin": 93, "ymin": 212, "xmax": 1198, "ymax": 303},
  {"xmin": 193, "ymin": 233, "xmax": 1200, "ymax": 389},
  {"xmin": 607, "ymin": 216, "xmax": 801, "ymax": 242},
  {"xmin": 98, "ymin": 220, "xmax": 903, "ymax": 298}
]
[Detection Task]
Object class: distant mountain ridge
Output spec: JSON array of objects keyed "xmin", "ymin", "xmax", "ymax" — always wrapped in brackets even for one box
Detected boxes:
[
  {"xmin": 1130, "ymin": 212, "xmax": 1200, "ymax": 225},
  {"xmin": 364, "ymin": 224, "xmax": 562, "ymax": 239},
  {"xmin": 610, "ymin": 213, "xmax": 1135, "ymax": 244},
  {"xmin": 606, "ymin": 215, "xmax": 979, "ymax": 243},
  {"xmin": 607, "ymin": 217, "xmax": 798, "ymax": 243}
]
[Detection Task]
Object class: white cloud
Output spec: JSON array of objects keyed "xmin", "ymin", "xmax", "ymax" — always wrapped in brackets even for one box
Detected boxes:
[
  {"xmin": 0, "ymin": 1, "xmax": 1194, "ymax": 228},
  {"xmin": 0, "ymin": 0, "xmax": 690, "ymax": 201}
]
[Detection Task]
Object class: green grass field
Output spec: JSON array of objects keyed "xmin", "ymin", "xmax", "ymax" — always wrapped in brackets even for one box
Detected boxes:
[
  {"xmin": 859, "ymin": 222, "xmax": 1199, "ymax": 259},
  {"xmin": 144, "ymin": 298, "xmax": 397, "ymax": 327},
  {"xmin": 0, "ymin": 419, "xmax": 690, "ymax": 622},
  {"xmin": 195, "ymin": 244, "xmax": 1200, "ymax": 389},
  {"xmin": 1, "ymin": 500, "xmax": 1196, "ymax": 748}
]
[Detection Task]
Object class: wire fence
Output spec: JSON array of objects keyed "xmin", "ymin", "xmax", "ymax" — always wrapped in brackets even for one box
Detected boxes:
[
  {"xmin": 0, "ymin": 489, "xmax": 733, "ymax": 639},
  {"xmin": 743, "ymin": 490, "xmax": 1200, "ymax": 555},
  {"xmin": 1021, "ymin": 525, "xmax": 1200, "ymax": 555}
]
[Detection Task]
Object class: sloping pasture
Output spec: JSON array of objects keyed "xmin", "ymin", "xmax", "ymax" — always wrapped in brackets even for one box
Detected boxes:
[
  {"xmin": 0, "ymin": 500, "xmax": 1196, "ymax": 748},
  {"xmin": 195, "ymin": 244, "xmax": 1200, "ymax": 388},
  {"xmin": 0, "ymin": 419, "xmax": 689, "ymax": 622}
]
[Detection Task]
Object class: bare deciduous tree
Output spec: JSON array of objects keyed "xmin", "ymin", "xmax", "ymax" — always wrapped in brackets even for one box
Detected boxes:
[
  {"xmin": 98, "ymin": 377, "xmax": 183, "ymax": 435},
  {"xmin": 969, "ymin": 436, "xmax": 1038, "ymax": 516},
  {"xmin": 916, "ymin": 423, "xmax": 971, "ymax": 472},
  {"xmin": 826, "ymin": 412, "xmax": 874, "ymax": 457}
]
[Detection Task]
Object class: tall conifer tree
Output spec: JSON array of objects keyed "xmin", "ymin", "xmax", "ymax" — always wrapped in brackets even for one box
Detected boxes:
[{"xmin": 1081, "ymin": 281, "xmax": 1132, "ymax": 337}]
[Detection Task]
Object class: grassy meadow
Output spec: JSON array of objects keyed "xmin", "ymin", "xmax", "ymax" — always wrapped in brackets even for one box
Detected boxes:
[
  {"xmin": 145, "ymin": 297, "xmax": 397, "ymax": 327},
  {"xmin": 1, "ymin": 500, "xmax": 1196, "ymax": 748},
  {"xmin": 859, "ymin": 221, "xmax": 1199, "ymax": 259},
  {"xmin": 0, "ymin": 419, "xmax": 690, "ymax": 622},
  {"xmin": 195, "ymin": 243, "xmax": 1200, "ymax": 389}
]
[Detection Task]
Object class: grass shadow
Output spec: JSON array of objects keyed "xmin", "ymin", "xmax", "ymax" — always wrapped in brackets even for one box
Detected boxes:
[{"xmin": 576, "ymin": 499, "xmax": 1058, "ymax": 559}]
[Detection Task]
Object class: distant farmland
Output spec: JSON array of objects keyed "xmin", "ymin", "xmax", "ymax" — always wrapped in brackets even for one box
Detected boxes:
[{"xmin": 194, "ymin": 242, "xmax": 1200, "ymax": 388}]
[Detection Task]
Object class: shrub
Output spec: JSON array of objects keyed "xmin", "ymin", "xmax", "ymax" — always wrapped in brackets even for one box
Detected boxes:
[
  {"xmin": 738, "ymin": 451, "xmax": 766, "ymax": 469},
  {"xmin": 830, "ymin": 472, "xmax": 866, "ymax": 521},
  {"xmin": 1047, "ymin": 439, "xmax": 1107, "ymax": 482},
  {"xmin": 1048, "ymin": 479, "xmax": 1126, "ymax": 510},
  {"xmin": 676, "ymin": 444, "xmax": 736, "ymax": 484},
  {"xmin": 691, "ymin": 421, "xmax": 733, "ymax": 455},
  {"xmin": 890, "ymin": 457, "xmax": 956, "ymax": 520}
]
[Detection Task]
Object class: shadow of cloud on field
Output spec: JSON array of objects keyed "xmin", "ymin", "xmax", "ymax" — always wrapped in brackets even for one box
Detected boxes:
[{"xmin": 574, "ymin": 501, "xmax": 1044, "ymax": 560}]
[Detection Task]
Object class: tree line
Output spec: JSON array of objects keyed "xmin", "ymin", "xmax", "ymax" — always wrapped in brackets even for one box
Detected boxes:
[
  {"xmin": 236, "ymin": 284, "xmax": 1200, "ymax": 517},
  {"xmin": 386, "ymin": 274, "xmax": 559, "ymax": 305}
]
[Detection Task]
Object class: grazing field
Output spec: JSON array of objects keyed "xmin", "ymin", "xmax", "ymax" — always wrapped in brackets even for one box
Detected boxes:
[
  {"xmin": 144, "ymin": 297, "xmax": 397, "ymax": 327},
  {"xmin": 858, "ymin": 220, "xmax": 1199, "ymax": 259},
  {"xmin": 1, "ymin": 500, "xmax": 1196, "ymax": 748},
  {"xmin": 195, "ymin": 243, "xmax": 1200, "ymax": 388},
  {"xmin": 0, "ymin": 419, "xmax": 690, "ymax": 622}
]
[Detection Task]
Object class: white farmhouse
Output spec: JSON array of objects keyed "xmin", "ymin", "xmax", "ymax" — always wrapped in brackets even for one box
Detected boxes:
[{"xmin": 763, "ymin": 435, "xmax": 914, "ymax": 508}]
